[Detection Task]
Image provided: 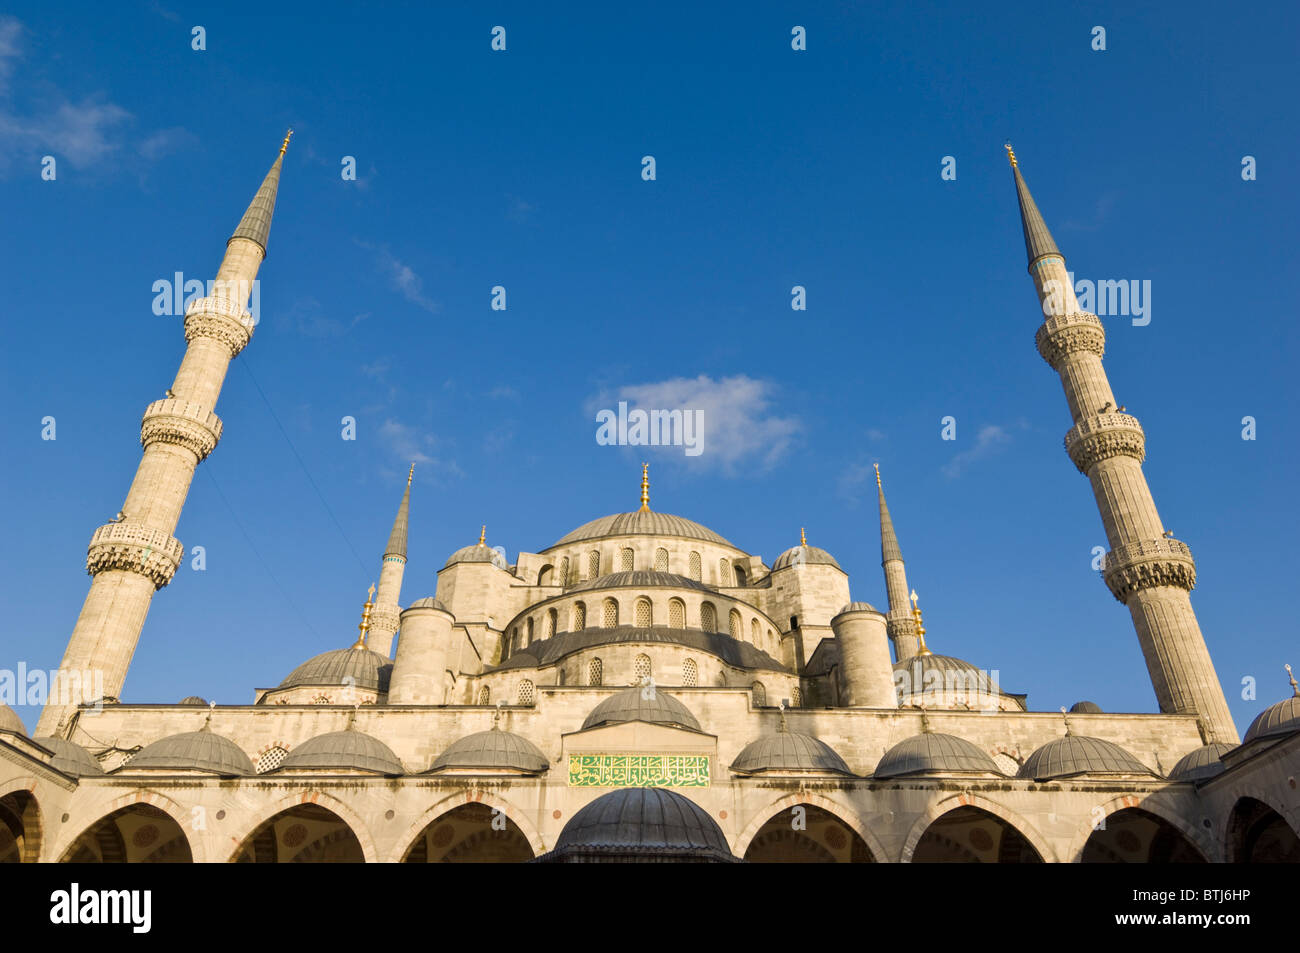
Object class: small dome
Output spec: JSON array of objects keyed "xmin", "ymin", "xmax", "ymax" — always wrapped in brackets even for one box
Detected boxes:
[
  {"xmin": 1018, "ymin": 735, "xmax": 1155, "ymax": 781},
  {"xmin": 541, "ymin": 788, "xmax": 735, "ymax": 862},
  {"xmin": 1069, "ymin": 701, "xmax": 1103, "ymax": 714},
  {"xmin": 874, "ymin": 733, "xmax": 1002, "ymax": 779},
  {"xmin": 279, "ymin": 645, "xmax": 392, "ymax": 692},
  {"xmin": 1243, "ymin": 695, "xmax": 1300, "ymax": 744},
  {"xmin": 442, "ymin": 543, "xmax": 505, "ymax": 570},
  {"xmin": 34, "ymin": 736, "xmax": 103, "ymax": 777},
  {"xmin": 894, "ymin": 654, "xmax": 1004, "ymax": 697},
  {"xmin": 837, "ymin": 601, "xmax": 878, "ymax": 615},
  {"xmin": 582, "ymin": 686, "xmax": 701, "ymax": 732},
  {"xmin": 428, "ymin": 729, "xmax": 549, "ymax": 774},
  {"xmin": 0, "ymin": 704, "xmax": 26, "ymax": 735},
  {"xmin": 1169, "ymin": 743, "xmax": 1234, "ymax": 783},
  {"xmin": 731, "ymin": 732, "xmax": 853, "ymax": 776},
  {"xmin": 550, "ymin": 511, "xmax": 734, "ymax": 549},
  {"xmin": 278, "ymin": 730, "xmax": 403, "ymax": 774},
  {"xmin": 178, "ymin": 696, "xmax": 209, "ymax": 706},
  {"xmin": 571, "ymin": 571, "xmax": 713, "ymax": 594},
  {"xmin": 407, "ymin": 597, "xmax": 448, "ymax": 611},
  {"xmin": 772, "ymin": 545, "xmax": 842, "ymax": 571},
  {"xmin": 126, "ymin": 730, "xmax": 254, "ymax": 776}
]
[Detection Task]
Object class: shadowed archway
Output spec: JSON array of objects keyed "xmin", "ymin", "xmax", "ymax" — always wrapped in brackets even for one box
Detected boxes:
[
  {"xmin": 912, "ymin": 806, "xmax": 1042, "ymax": 863},
  {"xmin": 0, "ymin": 791, "xmax": 41, "ymax": 863},
  {"xmin": 1082, "ymin": 808, "xmax": 1208, "ymax": 863},
  {"xmin": 1225, "ymin": 797, "xmax": 1300, "ymax": 863},
  {"xmin": 60, "ymin": 804, "xmax": 191, "ymax": 863},
  {"xmin": 232, "ymin": 804, "xmax": 364, "ymax": 862},
  {"xmin": 401, "ymin": 802, "xmax": 535, "ymax": 862},
  {"xmin": 743, "ymin": 804, "xmax": 874, "ymax": 862}
]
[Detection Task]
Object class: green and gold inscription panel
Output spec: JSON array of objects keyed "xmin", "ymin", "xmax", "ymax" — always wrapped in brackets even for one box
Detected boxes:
[{"xmin": 567, "ymin": 753, "xmax": 710, "ymax": 787}]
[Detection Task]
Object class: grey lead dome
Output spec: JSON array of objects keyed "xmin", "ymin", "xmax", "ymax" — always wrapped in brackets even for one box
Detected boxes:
[
  {"xmin": 0, "ymin": 704, "xmax": 26, "ymax": 735},
  {"xmin": 428, "ymin": 729, "xmax": 549, "ymax": 774},
  {"xmin": 550, "ymin": 511, "xmax": 734, "ymax": 549},
  {"xmin": 731, "ymin": 732, "xmax": 853, "ymax": 776},
  {"xmin": 34, "ymin": 736, "xmax": 104, "ymax": 777},
  {"xmin": 540, "ymin": 788, "xmax": 736, "ymax": 862},
  {"xmin": 1018, "ymin": 735, "xmax": 1155, "ymax": 781},
  {"xmin": 279, "ymin": 645, "xmax": 393, "ymax": 692},
  {"xmin": 278, "ymin": 730, "xmax": 404, "ymax": 775},
  {"xmin": 771, "ymin": 545, "xmax": 842, "ymax": 571},
  {"xmin": 126, "ymin": 729, "xmax": 254, "ymax": 776},
  {"xmin": 1168, "ymin": 743, "xmax": 1234, "ymax": 783},
  {"xmin": 874, "ymin": 733, "xmax": 1002, "ymax": 779},
  {"xmin": 582, "ymin": 686, "xmax": 701, "ymax": 732}
]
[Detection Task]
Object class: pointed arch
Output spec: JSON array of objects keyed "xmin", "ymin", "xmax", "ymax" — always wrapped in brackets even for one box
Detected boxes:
[
  {"xmin": 572, "ymin": 601, "xmax": 587, "ymax": 631},
  {"xmin": 654, "ymin": 548, "xmax": 668, "ymax": 572},
  {"xmin": 225, "ymin": 791, "xmax": 378, "ymax": 863},
  {"xmin": 1225, "ymin": 796, "xmax": 1300, "ymax": 863},
  {"xmin": 1063, "ymin": 793, "xmax": 1216, "ymax": 863},
  {"xmin": 732, "ymin": 792, "xmax": 887, "ymax": 863},
  {"xmin": 668, "ymin": 598, "xmax": 686, "ymax": 628},
  {"xmin": 390, "ymin": 790, "xmax": 546, "ymax": 862},
  {"xmin": 51, "ymin": 789, "xmax": 205, "ymax": 864},
  {"xmin": 634, "ymin": 597, "xmax": 652, "ymax": 628},
  {"xmin": 900, "ymin": 793, "xmax": 1056, "ymax": 864},
  {"xmin": 0, "ymin": 786, "xmax": 42, "ymax": 863}
]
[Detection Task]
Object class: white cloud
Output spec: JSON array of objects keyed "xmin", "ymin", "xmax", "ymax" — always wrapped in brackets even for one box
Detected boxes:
[
  {"xmin": 942, "ymin": 424, "xmax": 1012, "ymax": 478},
  {"xmin": 378, "ymin": 419, "xmax": 437, "ymax": 466},
  {"xmin": 356, "ymin": 240, "xmax": 439, "ymax": 314}
]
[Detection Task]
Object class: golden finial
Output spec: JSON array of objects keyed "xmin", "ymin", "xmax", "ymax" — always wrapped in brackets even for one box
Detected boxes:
[
  {"xmin": 353, "ymin": 584, "xmax": 376, "ymax": 648},
  {"xmin": 639, "ymin": 463, "xmax": 650, "ymax": 512},
  {"xmin": 800, "ymin": 527, "xmax": 807, "ymax": 547},
  {"xmin": 873, "ymin": 462, "xmax": 882, "ymax": 489},
  {"xmin": 407, "ymin": 462, "xmax": 415, "ymax": 487},
  {"xmin": 1287, "ymin": 663, "xmax": 1298, "ymax": 698},
  {"xmin": 280, "ymin": 128, "xmax": 293, "ymax": 155},
  {"xmin": 1004, "ymin": 141, "xmax": 1017, "ymax": 168},
  {"xmin": 478, "ymin": 525, "xmax": 486, "ymax": 547},
  {"xmin": 910, "ymin": 589, "xmax": 931, "ymax": 656}
]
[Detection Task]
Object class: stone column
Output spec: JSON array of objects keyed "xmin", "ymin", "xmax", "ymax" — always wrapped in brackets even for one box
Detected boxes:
[{"xmin": 832, "ymin": 605, "xmax": 896, "ymax": 708}]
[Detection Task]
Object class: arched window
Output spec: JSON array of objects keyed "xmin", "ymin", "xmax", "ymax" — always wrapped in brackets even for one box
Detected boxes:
[
  {"xmin": 635, "ymin": 597, "xmax": 652, "ymax": 627},
  {"xmin": 729, "ymin": 609, "xmax": 742, "ymax": 639},
  {"xmin": 767, "ymin": 629, "xmax": 775, "ymax": 655},
  {"xmin": 718, "ymin": 558, "xmax": 732, "ymax": 587},
  {"xmin": 589, "ymin": 657, "xmax": 603, "ymax": 686},
  {"xmin": 602, "ymin": 598, "xmax": 619, "ymax": 628},
  {"xmin": 476, "ymin": 686, "xmax": 490, "ymax": 705},
  {"xmin": 688, "ymin": 551, "xmax": 701, "ymax": 582},
  {"xmin": 750, "ymin": 618, "xmax": 760, "ymax": 643},
  {"xmin": 635, "ymin": 654, "xmax": 651, "ymax": 681},
  {"xmin": 588, "ymin": 550, "xmax": 600, "ymax": 579},
  {"xmin": 526, "ymin": 617, "xmax": 534, "ymax": 645},
  {"xmin": 734, "ymin": 565, "xmax": 747, "ymax": 586},
  {"xmin": 668, "ymin": 598, "xmax": 686, "ymax": 629},
  {"xmin": 682, "ymin": 658, "xmax": 698, "ymax": 687},
  {"xmin": 559, "ymin": 557, "xmax": 570, "ymax": 586},
  {"xmin": 509, "ymin": 628, "xmax": 519, "ymax": 656},
  {"xmin": 545, "ymin": 608, "xmax": 557, "ymax": 639},
  {"xmin": 538, "ymin": 565, "xmax": 553, "ymax": 586},
  {"xmin": 653, "ymin": 548, "xmax": 667, "ymax": 572},
  {"xmin": 620, "ymin": 547, "xmax": 634, "ymax": 572},
  {"xmin": 517, "ymin": 680, "xmax": 534, "ymax": 706},
  {"xmin": 751, "ymin": 682, "xmax": 766, "ymax": 707},
  {"xmin": 791, "ymin": 686, "xmax": 802, "ymax": 708},
  {"xmin": 256, "ymin": 746, "xmax": 289, "ymax": 774},
  {"xmin": 573, "ymin": 602, "xmax": 586, "ymax": 631},
  {"xmin": 700, "ymin": 602, "xmax": 717, "ymax": 633}
]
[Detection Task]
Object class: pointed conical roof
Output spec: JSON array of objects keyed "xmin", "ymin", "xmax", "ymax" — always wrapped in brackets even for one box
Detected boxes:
[
  {"xmin": 876, "ymin": 472, "xmax": 903, "ymax": 565},
  {"xmin": 385, "ymin": 468, "xmax": 413, "ymax": 558},
  {"xmin": 1010, "ymin": 155, "xmax": 1061, "ymax": 268},
  {"xmin": 229, "ymin": 135, "xmax": 289, "ymax": 256}
]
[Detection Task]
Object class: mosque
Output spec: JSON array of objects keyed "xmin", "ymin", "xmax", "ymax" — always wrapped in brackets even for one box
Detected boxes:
[{"xmin": 1, "ymin": 136, "xmax": 1296, "ymax": 863}]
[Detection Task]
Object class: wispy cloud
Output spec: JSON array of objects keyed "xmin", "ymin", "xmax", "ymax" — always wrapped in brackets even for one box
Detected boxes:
[
  {"xmin": 505, "ymin": 193, "xmax": 537, "ymax": 223},
  {"xmin": 942, "ymin": 424, "xmax": 1012, "ymax": 478},
  {"xmin": 138, "ymin": 126, "xmax": 197, "ymax": 161},
  {"xmin": 355, "ymin": 239, "xmax": 439, "ymax": 313},
  {"xmin": 376, "ymin": 419, "xmax": 463, "ymax": 484}
]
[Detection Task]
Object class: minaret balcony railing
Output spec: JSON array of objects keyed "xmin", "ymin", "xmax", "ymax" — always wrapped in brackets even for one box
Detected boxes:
[
  {"xmin": 1064, "ymin": 412, "xmax": 1146, "ymax": 473},
  {"xmin": 1102, "ymin": 537, "xmax": 1197, "ymax": 602},
  {"xmin": 140, "ymin": 399, "xmax": 223, "ymax": 461},
  {"xmin": 86, "ymin": 521, "xmax": 185, "ymax": 589},
  {"xmin": 1035, "ymin": 310, "xmax": 1106, "ymax": 370},
  {"xmin": 183, "ymin": 295, "xmax": 255, "ymax": 357}
]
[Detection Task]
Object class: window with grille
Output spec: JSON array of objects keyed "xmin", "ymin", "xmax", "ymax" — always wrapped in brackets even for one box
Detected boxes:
[
  {"xmin": 518, "ymin": 680, "xmax": 535, "ymax": 706},
  {"xmin": 700, "ymin": 602, "xmax": 716, "ymax": 633},
  {"xmin": 256, "ymin": 746, "xmax": 288, "ymax": 774},
  {"xmin": 688, "ymin": 551, "xmax": 701, "ymax": 582},
  {"xmin": 682, "ymin": 658, "xmax": 698, "ymax": 687},
  {"xmin": 668, "ymin": 598, "xmax": 685, "ymax": 629},
  {"xmin": 588, "ymin": 550, "xmax": 600, "ymax": 579},
  {"xmin": 718, "ymin": 558, "xmax": 732, "ymax": 587},
  {"xmin": 559, "ymin": 557, "xmax": 570, "ymax": 586},
  {"xmin": 602, "ymin": 598, "xmax": 619, "ymax": 628},
  {"xmin": 620, "ymin": 547, "xmax": 634, "ymax": 572},
  {"xmin": 573, "ymin": 602, "xmax": 586, "ymax": 631},
  {"xmin": 635, "ymin": 597, "xmax": 652, "ymax": 628},
  {"xmin": 545, "ymin": 609, "xmax": 557, "ymax": 639},
  {"xmin": 729, "ymin": 609, "xmax": 742, "ymax": 639},
  {"xmin": 655, "ymin": 548, "xmax": 668, "ymax": 572},
  {"xmin": 791, "ymin": 686, "xmax": 802, "ymax": 707},
  {"xmin": 750, "ymin": 618, "xmax": 760, "ymax": 643},
  {"xmin": 635, "ymin": 654, "xmax": 651, "ymax": 680},
  {"xmin": 752, "ymin": 682, "xmax": 766, "ymax": 707},
  {"xmin": 589, "ymin": 657, "xmax": 603, "ymax": 686},
  {"xmin": 477, "ymin": 686, "xmax": 490, "ymax": 705}
]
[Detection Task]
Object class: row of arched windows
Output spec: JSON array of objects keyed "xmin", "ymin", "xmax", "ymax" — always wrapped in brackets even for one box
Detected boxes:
[
  {"xmin": 471, "ymin": 665, "xmax": 798, "ymax": 704},
  {"xmin": 542, "ymin": 549, "xmax": 750, "ymax": 587}
]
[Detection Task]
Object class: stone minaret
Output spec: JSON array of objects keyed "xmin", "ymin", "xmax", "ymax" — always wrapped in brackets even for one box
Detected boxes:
[
  {"xmin": 1007, "ymin": 145, "xmax": 1237, "ymax": 743},
  {"xmin": 368, "ymin": 465, "xmax": 414, "ymax": 658},
  {"xmin": 37, "ymin": 135, "xmax": 292, "ymax": 737},
  {"xmin": 874, "ymin": 464, "xmax": 920, "ymax": 660}
]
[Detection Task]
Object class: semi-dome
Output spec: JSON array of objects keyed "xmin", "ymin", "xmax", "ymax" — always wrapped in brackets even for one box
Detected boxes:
[
  {"xmin": 582, "ymin": 686, "xmax": 701, "ymax": 732},
  {"xmin": 278, "ymin": 729, "xmax": 404, "ymax": 775},
  {"xmin": 1018, "ymin": 735, "xmax": 1155, "ymax": 781},
  {"xmin": 1242, "ymin": 695, "xmax": 1300, "ymax": 744},
  {"xmin": 873, "ymin": 733, "xmax": 1002, "ymax": 779},
  {"xmin": 407, "ymin": 596, "xmax": 448, "ymax": 611},
  {"xmin": 731, "ymin": 732, "xmax": 853, "ymax": 776},
  {"xmin": 538, "ymin": 787, "xmax": 736, "ymax": 862},
  {"xmin": 178, "ymin": 696, "xmax": 209, "ymax": 706},
  {"xmin": 125, "ymin": 729, "xmax": 254, "ymax": 776},
  {"xmin": 279, "ymin": 645, "xmax": 392, "ymax": 692},
  {"xmin": 0, "ymin": 704, "xmax": 26, "ymax": 735},
  {"xmin": 894, "ymin": 654, "xmax": 1005, "ymax": 697},
  {"xmin": 34, "ymin": 736, "xmax": 103, "ymax": 777},
  {"xmin": 442, "ymin": 542, "xmax": 504, "ymax": 570},
  {"xmin": 428, "ymin": 729, "xmax": 549, "ymax": 774},
  {"xmin": 772, "ymin": 545, "xmax": 842, "ymax": 571},
  {"xmin": 1169, "ymin": 743, "xmax": 1234, "ymax": 783},
  {"xmin": 550, "ymin": 511, "xmax": 734, "ymax": 549},
  {"xmin": 837, "ymin": 601, "xmax": 878, "ymax": 614},
  {"xmin": 571, "ymin": 570, "xmax": 713, "ymax": 594}
]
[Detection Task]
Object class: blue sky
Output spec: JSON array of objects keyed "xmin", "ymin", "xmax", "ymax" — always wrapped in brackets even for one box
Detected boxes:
[{"xmin": 2, "ymin": 1, "xmax": 1297, "ymax": 733}]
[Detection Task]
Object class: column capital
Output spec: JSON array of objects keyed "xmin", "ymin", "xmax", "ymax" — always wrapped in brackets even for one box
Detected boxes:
[
  {"xmin": 183, "ymin": 296, "xmax": 255, "ymax": 357},
  {"xmin": 1036, "ymin": 311, "xmax": 1105, "ymax": 370},
  {"xmin": 86, "ymin": 521, "xmax": 185, "ymax": 589},
  {"xmin": 140, "ymin": 399, "xmax": 223, "ymax": 461},
  {"xmin": 1103, "ymin": 537, "xmax": 1197, "ymax": 602},
  {"xmin": 1064, "ymin": 412, "xmax": 1146, "ymax": 473}
]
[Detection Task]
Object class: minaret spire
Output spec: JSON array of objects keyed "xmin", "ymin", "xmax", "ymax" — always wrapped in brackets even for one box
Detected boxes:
[
  {"xmin": 639, "ymin": 462, "xmax": 650, "ymax": 511},
  {"xmin": 368, "ymin": 467, "xmax": 414, "ymax": 658},
  {"xmin": 1012, "ymin": 148, "xmax": 1237, "ymax": 743},
  {"xmin": 874, "ymin": 464, "xmax": 920, "ymax": 660},
  {"xmin": 38, "ymin": 138, "xmax": 289, "ymax": 737}
]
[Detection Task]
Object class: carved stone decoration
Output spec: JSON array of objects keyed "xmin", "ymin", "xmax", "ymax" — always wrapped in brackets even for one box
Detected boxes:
[
  {"xmin": 183, "ymin": 296, "xmax": 255, "ymax": 357},
  {"xmin": 1103, "ymin": 537, "xmax": 1197, "ymax": 602},
  {"xmin": 368, "ymin": 604, "xmax": 401, "ymax": 636},
  {"xmin": 85, "ymin": 521, "xmax": 184, "ymax": 589},
  {"xmin": 1035, "ymin": 311, "xmax": 1106, "ymax": 370},
  {"xmin": 140, "ymin": 399, "xmax": 223, "ymax": 461},
  {"xmin": 1064, "ymin": 413, "xmax": 1146, "ymax": 473}
]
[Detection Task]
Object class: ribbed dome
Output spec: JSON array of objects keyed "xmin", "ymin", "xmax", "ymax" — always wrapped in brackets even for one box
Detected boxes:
[
  {"xmin": 0, "ymin": 704, "xmax": 25, "ymax": 735},
  {"xmin": 279, "ymin": 646, "xmax": 392, "ymax": 692},
  {"xmin": 178, "ymin": 696, "xmax": 209, "ymax": 706},
  {"xmin": 837, "ymin": 601, "xmax": 878, "ymax": 614},
  {"xmin": 1069, "ymin": 701, "xmax": 1103, "ymax": 714},
  {"xmin": 582, "ymin": 687, "xmax": 701, "ymax": 731},
  {"xmin": 551, "ymin": 511, "xmax": 734, "ymax": 549},
  {"xmin": 894, "ymin": 654, "xmax": 1004, "ymax": 696},
  {"xmin": 428, "ymin": 729, "xmax": 549, "ymax": 774},
  {"xmin": 126, "ymin": 730, "xmax": 254, "ymax": 776},
  {"xmin": 278, "ymin": 730, "xmax": 404, "ymax": 775},
  {"xmin": 442, "ymin": 543, "xmax": 503, "ymax": 569},
  {"xmin": 1169, "ymin": 743, "xmax": 1234, "ymax": 783},
  {"xmin": 731, "ymin": 732, "xmax": 853, "ymax": 775},
  {"xmin": 570, "ymin": 570, "xmax": 713, "ymax": 593},
  {"xmin": 873, "ymin": 733, "xmax": 1002, "ymax": 779},
  {"xmin": 1018, "ymin": 735, "xmax": 1155, "ymax": 781},
  {"xmin": 542, "ymin": 788, "xmax": 735, "ymax": 862},
  {"xmin": 771, "ymin": 545, "xmax": 842, "ymax": 571},
  {"xmin": 407, "ymin": 597, "xmax": 448, "ymax": 610},
  {"xmin": 1243, "ymin": 695, "xmax": 1300, "ymax": 744},
  {"xmin": 34, "ymin": 736, "xmax": 103, "ymax": 777}
]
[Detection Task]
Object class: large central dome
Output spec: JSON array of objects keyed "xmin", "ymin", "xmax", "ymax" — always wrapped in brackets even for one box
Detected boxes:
[{"xmin": 549, "ymin": 511, "xmax": 735, "ymax": 549}]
